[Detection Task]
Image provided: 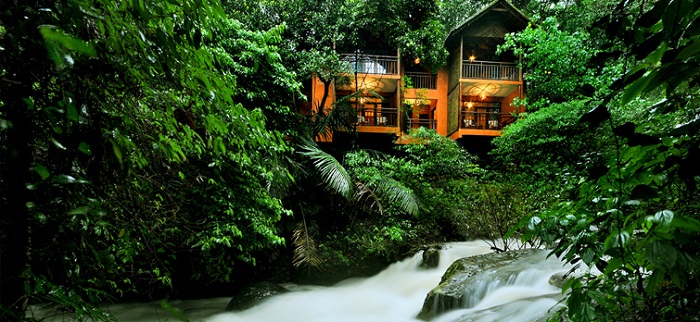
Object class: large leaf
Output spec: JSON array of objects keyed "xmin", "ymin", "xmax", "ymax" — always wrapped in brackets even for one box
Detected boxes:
[
  {"xmin": 292, "ymin": 221, "xmax": 323, "ymax": 270},
  {"xmin": 366, "ymin": 177, "xmax": 420, "ymax": 216},
  {"xmin": 299, "ymin": 142, "xmax": 354, "ymax": 199}
]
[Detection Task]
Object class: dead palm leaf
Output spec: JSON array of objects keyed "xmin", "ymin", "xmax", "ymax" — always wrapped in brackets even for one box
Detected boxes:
[{"xmin": 292, "ymin": 219, "xmax": 323, "ymax": 270}]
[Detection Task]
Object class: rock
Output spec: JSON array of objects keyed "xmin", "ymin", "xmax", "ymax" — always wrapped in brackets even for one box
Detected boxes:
[
  {"xmin": 416, "ymin": 248, "xmax": 545, "ymax": 320},
  {"xmin": 225, "ymin": 282, "xmax": 288, "ymax": 311},
  {"xmin": 419, "ymin": 245, "xmax": 441, "ymax": 269},
  {"xmin": 548, "ymin": 272, "xmax": 569, "ymax": 289}
]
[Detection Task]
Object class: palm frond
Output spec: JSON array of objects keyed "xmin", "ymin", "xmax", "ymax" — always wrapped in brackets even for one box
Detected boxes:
[
  {"xmin": 312, "ymin": 94, "xmax": 357, "ymax": 141},
  {"xmin": 265, "ymin": 154, "xmax": 298, "ymax": 199},
  {"xmin": 292, "ymin": 221, "xmax": 323, "ymax": 270},
  {"xmin": 371, "ymin": 177, "xmax": 421, "ymax": 216},
  {"xmin": 298, "ymin": 142, "xmax": 355, "ymax": 199},
  {"xmin": 354, "ymin": 181, "xmax": 384, "ymax": 215}
]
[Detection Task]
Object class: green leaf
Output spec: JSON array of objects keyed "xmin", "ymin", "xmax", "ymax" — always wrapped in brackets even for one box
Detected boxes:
[
  {"xmin": 78, "ymin": 142, "xmax": 92, "ymax": 155},
  {"xmin": 66, "ymin": 103, "xmax": 79, "ymax": 122},
  {"xmin": 32, "ymin": 164, "xmax": 51, "ymax": 180},
  {"xmin": 621, "ymin": 73, "xmax": 653, "ymax": 105},
  {"xmin": 53, "ymin": 174, "xmax": 78, "ymax": 184},
  {"xmin": 51, "ymin": 137, "xmax": 67, "ymax": 150},
  {"xmin": 39, "ymin": 27, "xmax": 96, "ymax": 56},
  {"xmin": 299, "ymin": 141, "xmax": 354, "ymax": 199},
  {"xmin": 646, "ymin": 270, "xmax": 665, "ymax": 295},
  {"xmin": 68, "ymin": 206, "xmax": 90, "ymax": 215},
  {"xmin": 637, "ymin": 0, "xmax": 668, "ymax": 28},
  {"xmin": 671, "ymin": 215, "xmax": 700, "ymax": 232},
  {"xmin": 110, "ymin": 139, "xmax": 123, "ymax": 164},
  {"xmin": 654, "ymin": 209, "xmax": 674, "ymax": 226},
  {"xmin": 677, "ymin": 39, "xmax": 700, "ymax": 60},
  {"xmin": 647, "ymin": 240, "xmax": 678, "ymax": 271},
  {"xmin": 635, "ymin": 32, "xmax": 665, "ymax": 60}
]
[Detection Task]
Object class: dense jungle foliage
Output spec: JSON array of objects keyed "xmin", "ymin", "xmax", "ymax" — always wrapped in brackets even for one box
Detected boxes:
[{"xmin": 1, "ymin": 0, "xmax": 699, "ymax": 321}]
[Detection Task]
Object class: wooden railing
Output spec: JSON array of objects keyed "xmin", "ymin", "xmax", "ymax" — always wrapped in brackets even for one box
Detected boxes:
[
  {"xmin": 462, "ymin": 60, "xmax": 519, "ymax": 80},
  {"xmin": 342, "ymin": 54, "xmax": 398, "ymax": 75},
  {"xmin": 356, "ymin": 107, "xmax": 399, "ymax": 126},
  {"xmin": 461, "ymin": 111, "xmax": 515, "ymax": 130},
  {"xmin": 405, "ymin": 72, "xmax": 437, "ymax": 89},
  {"xmin": 406, "ymin": 118, "xmax": 437, "ymax": 130}
]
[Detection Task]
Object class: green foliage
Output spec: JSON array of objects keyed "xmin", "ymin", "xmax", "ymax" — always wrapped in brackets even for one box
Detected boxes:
[
  {"xmin": 290, "ymin": 141, "xmax": 421, "ymax": 269},
  {"xmin": 324, "ymin": 216, "xmax": 417, "ymax": 260},
  {"xmin": 499, "ymin": 16, "xmax": 617, "ymax": 110},
  {"xmin": 355, "ymin": 0, "xmax": 448, "ymax": 71},
  {"xmin": 515, "ymin": 0, "xmax": 700, "ymax": 320},
  {"xmin": 397, "ymin": 127, "xmax": 482, "ymax": 180},
  {"xmin": 454, "ymin": 182, "xmax": 535, "ymax": 252},
  {"xmin": 211, "ymin": 19, "xmax": 303, "ymax": 133},
  {"xmin": 1, "ymin": 0, "xmax": 296, "ymax": 317},
  {"xmin": 299, "ymin": 142, "xmax": 355, "ymax": 200},
  {"xmin": 437, "ymin": 0, "xmax": 493, "ymax": 33},
  {"xmin": 491, "ymin": 99, "xmax": 603, "ymax": 187},
  {"xmin": 342, "ymin": 128, "xmax": 485, "ymax": 252}
]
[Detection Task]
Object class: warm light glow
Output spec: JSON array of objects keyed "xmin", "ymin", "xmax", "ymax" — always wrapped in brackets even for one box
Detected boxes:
[
  {"xmin": 469, "ymin": 55, "xmax": 476, "ymax": 62},
  {"xmin": 480, "ymin": 93, "xmax": 486, "ymax": 100},
  {"xmin": 467, "ymin": 102, "xmax": 473, "ymax": 109},
  {"xmin": 414, "ymin": 57, "xmax": 421, "ymax": 64}
]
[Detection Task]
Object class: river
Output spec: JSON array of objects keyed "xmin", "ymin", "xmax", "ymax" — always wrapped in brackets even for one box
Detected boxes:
[{"xmin": 29, "ymin": 240, "xmax": 570, "ymax": 322}]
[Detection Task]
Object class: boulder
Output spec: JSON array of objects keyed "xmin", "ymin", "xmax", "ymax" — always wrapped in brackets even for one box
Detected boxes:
[
  {"xmin": 418, "ymin": 245, "xmax": 441, "ymax": 269},
  {"xmin": 225, "ymin": 282, "xmax": 288, "ymax": 311},
  {"xmin": 416, "ymin": 248, "xmax": 545, "ymax": 320},
  {"xmin": 548, "ymin": 272, "xmax": 569, "ymax": 289}
]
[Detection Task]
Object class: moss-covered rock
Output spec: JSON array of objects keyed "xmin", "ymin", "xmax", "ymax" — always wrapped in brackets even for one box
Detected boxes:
[
  {"xmin": 548, "ymin": 271, "xmax": 569, "ymax": 289},
  {"xmin": 225, "ymin": 282, "xmax": 288, "ymax": 311},
  {"xmin": 416, "ymin": 248, "xmax": 545, "ymax": 320},
  {"xmin": 419, "ymin": 245, "xmax": 441, "ymax": 269}
]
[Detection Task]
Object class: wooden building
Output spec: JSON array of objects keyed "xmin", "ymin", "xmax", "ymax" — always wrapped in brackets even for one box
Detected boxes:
[{"xmin": 306, "ymin": 0, "xmax": 529, "ymax": 143}]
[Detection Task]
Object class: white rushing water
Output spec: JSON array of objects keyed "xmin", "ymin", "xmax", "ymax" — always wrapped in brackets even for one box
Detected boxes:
[
  {"xmin": 29, "ymin": 240, "xmax": 570, "ymax": 322},
  {"xmin": 206, "ymin": 240, "xmax": 569, "ymax": 322}
]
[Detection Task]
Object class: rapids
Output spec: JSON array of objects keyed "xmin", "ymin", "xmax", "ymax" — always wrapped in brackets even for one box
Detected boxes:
[
  {"xmin": 207, "ymin": 240, "xmax": 569, "ymax": 322},
  {"xmin": 28, "ymin": 240, "xmax": 570, "ymax": 322}
]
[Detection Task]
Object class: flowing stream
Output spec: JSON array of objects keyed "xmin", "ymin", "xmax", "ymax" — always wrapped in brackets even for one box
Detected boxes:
[{"xmin": 30, "ymin": 240, "xmax": 570, "ymax": 322}]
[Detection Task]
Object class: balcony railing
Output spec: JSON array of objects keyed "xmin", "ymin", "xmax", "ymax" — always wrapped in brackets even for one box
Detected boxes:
[
  {"xmin": 342, "ymin": 54, "xmax": 398, "ymax": 75},
  {"xmin": 406, "ymin": 118, "xmax": 437, "ymax": 130},
  {"xmin": 462, "ymin": 60, "xmax": 519, "ymax": 80},
  {"xmin": 461, "ymin": 111, "xmax": 516, "ymax": 130},
  {"xmin": 356, "ymin": 107, "xmax": 399, "ymax": 126},
  {"xmin": 405, "ymin": 72, "xmax": 437, "ymax": 89}
]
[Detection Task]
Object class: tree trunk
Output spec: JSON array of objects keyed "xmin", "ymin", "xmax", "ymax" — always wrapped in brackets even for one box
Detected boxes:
[{"xmin": 317, "ymin": 77, "xmax": 332, "ymax": 116}]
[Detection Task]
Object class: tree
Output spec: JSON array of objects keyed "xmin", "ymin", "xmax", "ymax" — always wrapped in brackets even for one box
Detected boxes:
[
  {"xmin": 1, "ymin": 0, "xmax": 296, "ymax": 318},
  {"xmin": 499, "ymin": 16, "xmax": 615, "ymax": 110},
  {"xmin": 517, "ymin": 0, "xmax": 700, "ymax": 320}
]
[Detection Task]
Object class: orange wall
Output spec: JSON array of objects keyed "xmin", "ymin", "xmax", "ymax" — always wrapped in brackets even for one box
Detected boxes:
[
  {"xmin": 501, "ymin": 85, "xmax": 523, "ymax": 114},
  {"xmin": 402, "ymin": 68, "xmax": 449, "ymax": 136},
  {"xmin": 310, "ymin": 75, "xmax": 335, "ymax": 114}
]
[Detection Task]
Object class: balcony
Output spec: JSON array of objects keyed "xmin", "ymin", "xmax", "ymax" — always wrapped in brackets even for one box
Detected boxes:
[
  {"xmin": 405, "ymin": 72, "xmax": 437, "ymax": 89},
  {"xmin": 406, "ymin": 118, "xmax": 437, "ymax": 130},
  {"xmin": 462, "ymin": 60, "xmax": 519, "ymax": 81},
  {"xmin": 461, "ymin": 111, "xmax": 516, "ymax": 130},
  {"xmin": 356, "ymin": 107, "xmax": 399, "ymax": 127},
  {"xmin": 342, "ymin": 54, "xmax": 398, "ymax": 75}
]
